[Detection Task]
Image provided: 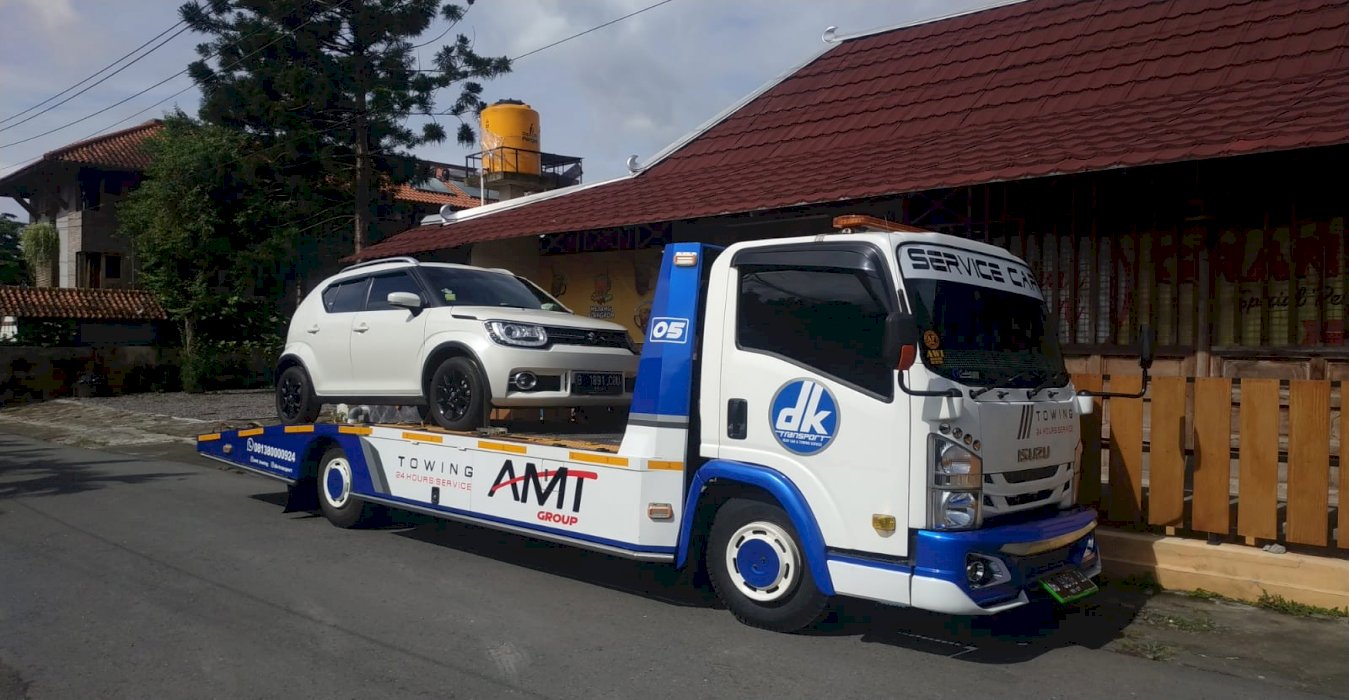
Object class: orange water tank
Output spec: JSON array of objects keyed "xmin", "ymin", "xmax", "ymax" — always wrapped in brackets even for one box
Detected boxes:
[{"xmin": 481, "ymin": 99, "xmax": 541, "ymax": 176}]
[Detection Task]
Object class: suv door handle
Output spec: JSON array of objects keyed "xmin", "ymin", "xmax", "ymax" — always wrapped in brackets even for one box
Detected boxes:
[
  {"xmin": 353, "ymin": 323, "xmax": 369, "ymax": 333},
  {"xmin": 306, "ymin": 324, "xmax": 320, "ymax": 334}
]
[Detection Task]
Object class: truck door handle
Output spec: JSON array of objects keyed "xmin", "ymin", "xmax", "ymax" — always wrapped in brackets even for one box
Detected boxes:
[
  {"xmin": 727, "ymin": 399, "xmax": 747, "ymax": 440},
  {"xmin": 353, "ymin": 323, "xmax": 369, "ymax": 333},
  {"xmin": 306, "ymin": 324, "xmax": 320, "ymax": 334}
]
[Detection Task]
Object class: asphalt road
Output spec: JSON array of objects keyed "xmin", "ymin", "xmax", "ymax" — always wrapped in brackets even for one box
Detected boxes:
[{"xmin": 0, "ymin": 431, "xmax": 1330, "ymax": 700}]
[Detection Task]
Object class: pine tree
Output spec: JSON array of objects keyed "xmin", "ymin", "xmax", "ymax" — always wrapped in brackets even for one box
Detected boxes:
[{"xmin": 180, "ymin": 0, "xmax": 510, "ymax": 253}]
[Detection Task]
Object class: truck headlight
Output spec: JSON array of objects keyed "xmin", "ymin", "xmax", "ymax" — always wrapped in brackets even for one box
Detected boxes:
[
  {"xmin": 486, "ymin": 321, "xmax": 548, "ymax": 348},
  {"xmin": 929, "ymin": 436, "xmax": 983, "ymax": 530}
]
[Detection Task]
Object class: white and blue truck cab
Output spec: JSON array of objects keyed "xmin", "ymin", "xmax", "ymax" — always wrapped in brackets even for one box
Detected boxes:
[{"xmin": 198, "ymin": 214, "xmax": 1152, "ymax": 632}]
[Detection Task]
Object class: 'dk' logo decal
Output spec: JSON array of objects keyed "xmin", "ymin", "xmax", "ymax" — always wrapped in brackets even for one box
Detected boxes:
[{"xmin": 770, "ymin": 379, "xmax": 839, "ymax": 455}]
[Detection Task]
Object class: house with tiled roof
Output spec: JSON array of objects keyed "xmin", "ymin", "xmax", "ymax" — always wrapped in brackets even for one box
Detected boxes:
[
  {"xmin": 357, "ymin": 0, "xmax": 1349, "ymax": 380},
  {"xmin": 0, "ymin": 285, "xmax": 168, "ymax": 345},
  {"xmin": 0, "ymin": 123, "xmax": 496, "ymax": 290}
]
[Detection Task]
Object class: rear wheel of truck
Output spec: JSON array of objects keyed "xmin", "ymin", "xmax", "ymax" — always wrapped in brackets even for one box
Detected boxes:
[
  {"xmin": 707, "ymin": 498, "xmax": 828, "ymax": 633},
  {"xmin": 317, "ymin": 446, "xmax": 373, "ymax": 528},
  {"xmin": 276, "ymin": 366, "xmax": 321, "ymax": 425},
  {"xmin": 427, "ymin": 356, "xmax": 486, "ymax": 431}
]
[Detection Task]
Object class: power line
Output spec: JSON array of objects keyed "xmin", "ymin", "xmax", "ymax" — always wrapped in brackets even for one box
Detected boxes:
[
  {"xmin": 0, "ymin": 3, "xmax": 342, "ymax": 151},
  {"xmin": 0, "ymin": 23, "xmax": 192, "ymax": 134},
  {"xmin": 411, "ymin": 2, "xmax": 471, "ymax": 49},
  {"xmin": 0, "ymin": 21, "xmax": 186, "ymax": 127},
  {"xmin": 510, "ymin": 0, "xmax": 674, "ymax": 62}
]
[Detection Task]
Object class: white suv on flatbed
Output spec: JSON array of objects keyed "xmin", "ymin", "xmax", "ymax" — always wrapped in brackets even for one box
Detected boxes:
[{"xmin": 276, "ymin": 256, "xmax": 639, "ymax": 430}]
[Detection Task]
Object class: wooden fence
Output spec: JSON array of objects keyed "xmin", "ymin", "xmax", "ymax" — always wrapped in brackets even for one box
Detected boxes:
[{"xmin": 1072, "ymin": 374, "xmax": 1345, "ymax": 551}]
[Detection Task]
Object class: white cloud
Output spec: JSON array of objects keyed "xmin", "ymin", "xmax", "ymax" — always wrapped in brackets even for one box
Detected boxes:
[{"xmin": 0, "ymin": 0, "xmax": 1019, "ymax": 220}]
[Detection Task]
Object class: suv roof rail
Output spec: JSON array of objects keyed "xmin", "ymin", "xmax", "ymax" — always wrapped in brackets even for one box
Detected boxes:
[{"xmin": 340, "ymin": 256, "xmax": 420, "ymax": 273}]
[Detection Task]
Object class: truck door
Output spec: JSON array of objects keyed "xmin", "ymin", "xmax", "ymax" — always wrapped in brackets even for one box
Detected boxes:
[{"xmin": 702, "ymin": 242, "xmax": 912, "ymax": 558}]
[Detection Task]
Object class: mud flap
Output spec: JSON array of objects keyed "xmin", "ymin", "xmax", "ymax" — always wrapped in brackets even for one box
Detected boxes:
[{"xmin": 283, "ymin": 480, "xmax": 319, "ymax": 513}]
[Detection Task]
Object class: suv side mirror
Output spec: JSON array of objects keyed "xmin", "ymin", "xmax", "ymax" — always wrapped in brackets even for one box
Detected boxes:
[{"xmin": 387, "ymin": 291, "xmax": 422, "ymax": 310}]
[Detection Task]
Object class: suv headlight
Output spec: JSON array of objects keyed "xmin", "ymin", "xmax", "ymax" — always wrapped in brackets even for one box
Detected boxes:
[
  {"xmin": 486, "ymin": 321, "xmax": 548, "ymax": 348},
  {"xmin": 929, "ymin": 436, "xmax": 983, "ymax": 530}
]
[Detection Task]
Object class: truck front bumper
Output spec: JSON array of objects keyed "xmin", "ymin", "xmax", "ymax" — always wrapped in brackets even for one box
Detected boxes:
[{"xmin": 909, "ymin": 507, "xmax": 1100, "ymax": 615}]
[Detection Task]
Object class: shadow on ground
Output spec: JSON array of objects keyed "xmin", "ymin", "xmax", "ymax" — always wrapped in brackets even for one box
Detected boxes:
[
  {"xmin": 250, "ymin": 487, "xmax": 1147, "ymax": 663},
  {"xmin": 0, "ymin": 433, "xmax": 194, "ymax": 500}
]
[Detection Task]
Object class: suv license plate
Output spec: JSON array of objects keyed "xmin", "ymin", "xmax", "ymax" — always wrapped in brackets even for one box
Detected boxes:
[
  {"xmin": 572, "ymin": 372, "xmax": 622, "ymax": 395},
  {"xmin": 1039, "ymin": 569, "xmax": 1098, "ymax": 604}
]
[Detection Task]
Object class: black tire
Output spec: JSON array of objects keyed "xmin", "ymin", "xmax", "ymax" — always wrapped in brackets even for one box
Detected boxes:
[
  {"xmin": 426, "ymin": 356, "xmax": 487, "ymax": 431},
  {"xmin": 316, "ymin": 446, "xmax": 373, "ymax": 528},
  {"xmin": 707, "ymin": 498, "xmax": 829, "ymax": 633},
  {"xmin": 276, "ymin": 365, "xmax": 321, "ymax": 425}
]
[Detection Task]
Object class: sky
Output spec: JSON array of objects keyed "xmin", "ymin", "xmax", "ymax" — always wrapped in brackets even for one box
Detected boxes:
[{"xmin": 0, "ymin": 0, "xmax": 1012, "ymax": 222}]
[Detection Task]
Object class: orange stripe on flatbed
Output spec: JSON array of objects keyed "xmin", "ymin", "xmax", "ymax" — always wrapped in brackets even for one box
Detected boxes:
[
  {"xmin": 569, "ymin": 451, "xmax": 629, "ymax": 467},
  {"xmin": 478, "ymin": 440, "xmax": 527, "ymax": 454},
  {"xmin": 339, "ymin": 426, "xmax": 373, "ymax": 435},
  {"xmin": 402, "ymin": 431, "xmax": 443, "ymax": 443},
  {"xmin": 238, "ymin": 428, "xmax": 264, "ymax": 437},
  {"xmin": 197, "ymin": 433, "xmax": 221, "ymax": 442},
  {"xmin": 647, "ymin": 460, "xmax": 683, "ymax": 471},
  {"xmin": 284, "ymin": 425, "xmax": 315, "ymax": 433}
]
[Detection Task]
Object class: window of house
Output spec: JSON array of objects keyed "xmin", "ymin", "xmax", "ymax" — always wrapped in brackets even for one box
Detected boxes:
[
  {"xmin": 736, "ymin": 263, "xmax": 894, "ymax": 399},
  {"xmin": 364, "ymin": 271, "xmax": 422, "ymax": 310},
  {"xmin": 104, "ymin": 254, "xmax": 122, "ymax": 280},
  {"xmin": 322, "ymin": 277, "xmax": 370, "ymax": 313}
]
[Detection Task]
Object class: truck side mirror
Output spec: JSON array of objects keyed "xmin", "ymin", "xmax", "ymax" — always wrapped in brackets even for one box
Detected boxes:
[
  {"xmin": 1138, "ymin": 325, "xmax": 1155, "ymax": 371},
  {"xmin": 884, "ymin": 311, "xmax": 918, "ymax": 370}
]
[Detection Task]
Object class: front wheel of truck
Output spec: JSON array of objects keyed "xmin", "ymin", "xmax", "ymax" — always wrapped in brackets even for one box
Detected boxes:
[{"xmin": 707, "ymin": 498, "xmax": 828, "ymax": 633}]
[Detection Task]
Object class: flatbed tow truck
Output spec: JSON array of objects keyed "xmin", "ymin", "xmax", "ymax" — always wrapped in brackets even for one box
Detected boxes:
[{"xmin": 198, "ymin": 215, "xmax": 1151, "ymax": 632}]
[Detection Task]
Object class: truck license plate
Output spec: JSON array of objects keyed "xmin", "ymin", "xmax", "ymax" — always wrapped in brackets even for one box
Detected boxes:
[
  {"xmin": 572, "ymin": 372, "xmax": 622, "ymax": 395},
  {"xmin": 1039, "ymin": 569, "xmax": 1098, "ymax": 604}
]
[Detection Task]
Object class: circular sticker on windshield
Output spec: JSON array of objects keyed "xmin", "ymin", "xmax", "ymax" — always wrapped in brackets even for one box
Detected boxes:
[
  {"xmin": 770, "ymin": 379, "xmax": 839, "ymax": 456},
  {"xmin": 923, "ymin": 330, "xmax": 941, "ymax": 349}
]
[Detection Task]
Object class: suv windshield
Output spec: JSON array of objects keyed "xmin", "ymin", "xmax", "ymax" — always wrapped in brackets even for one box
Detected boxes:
[
  {"xmin": 421, "ymin": 267, "xmax": 563, "ymax": 310},
  {"xmin": 898, "ymin": 243, "xmax": 1066, "ymax": 387}
]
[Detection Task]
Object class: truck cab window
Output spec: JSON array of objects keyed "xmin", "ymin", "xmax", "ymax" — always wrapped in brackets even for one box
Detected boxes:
[{"xmin": 737, "ymin": 264, "xmax": 893, "ymax": 399}]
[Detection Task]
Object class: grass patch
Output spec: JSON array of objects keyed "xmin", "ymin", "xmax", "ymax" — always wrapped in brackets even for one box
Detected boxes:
[
  {"xmin": 1187, "ymin": 588, "xmax": 1231, "ymax": 602},
  {"xmin": 1138, "ymin": 609, "xmax": 1217, "ymax": 633},
  {"xmin": 1255, "ymin": 592, "xmax": 1349, "ymax": 619}
]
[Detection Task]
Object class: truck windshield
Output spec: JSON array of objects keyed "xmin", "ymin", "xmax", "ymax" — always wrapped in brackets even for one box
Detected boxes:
[
  {"xmin": 421, "ymin": 267, "xmax": 563, "ymax": 310},
  {"xmin": 898, "ymin": 243, "xmax": 1066, "ymax": 387}
]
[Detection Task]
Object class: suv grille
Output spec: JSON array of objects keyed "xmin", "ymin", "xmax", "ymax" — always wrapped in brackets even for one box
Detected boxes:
[{"xmin": 543, "ymin": 326, "xmax": 630, "ymax": 349}]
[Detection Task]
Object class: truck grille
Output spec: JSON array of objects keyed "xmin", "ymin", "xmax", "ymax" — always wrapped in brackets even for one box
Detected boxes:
[
  {"xmin": 982, "ymin": 462, "xmax": 1072, "ymax": 516},
  {"xmin": 543, "ymin": 326, "xmax": 631, "ymax": 349}
]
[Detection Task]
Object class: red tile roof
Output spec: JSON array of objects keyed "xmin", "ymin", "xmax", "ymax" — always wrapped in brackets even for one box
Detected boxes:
[
  {"xmin": 356, "ymin": 0, "xmax": 1349, "ymax": 260},
  {"xmin": 392, "ymin": 181, "xmax": 484, "ymax": 210},
  {"xmin": 0, "ymin": 286, "xmax": 167, "ymax": 320},
  {"xmin": 44, "ymin": 120, "xmax": 164, "ymax": 170}
]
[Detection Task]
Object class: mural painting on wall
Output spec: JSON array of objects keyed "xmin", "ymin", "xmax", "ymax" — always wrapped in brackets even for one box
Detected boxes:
[
  {"xmin": 1007, "ymin": 216, "xmax": 1345, "ymax": 349},
  {"xmin": 544, "ymin": 249, "xmax": 662, "ymax": 341}
]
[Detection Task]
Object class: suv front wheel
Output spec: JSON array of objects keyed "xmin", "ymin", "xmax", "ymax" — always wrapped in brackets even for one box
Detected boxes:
[{"xmin": 426, "ymin": 356, "xmax": 487, "ymax": 432}]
